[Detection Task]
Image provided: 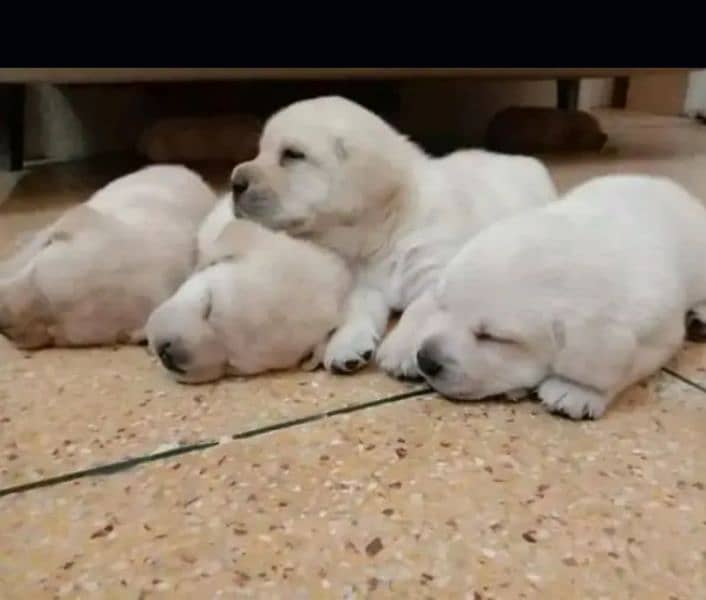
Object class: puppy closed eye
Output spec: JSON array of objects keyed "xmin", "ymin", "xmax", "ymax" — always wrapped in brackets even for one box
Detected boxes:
[
  {"xmin": 474, "ymin": 330, "xmax": 516, "ymax": 344},
  {"xmin": 43, "ymin": 230, "xmax": 72, "ymax": 249},
  {"xmin": 202, "ymin": 291, "xmax": 213, "ymax": 321},
  {"xmin": 280, "ymin": 146, "xmax": 306, "ymax": 165}
]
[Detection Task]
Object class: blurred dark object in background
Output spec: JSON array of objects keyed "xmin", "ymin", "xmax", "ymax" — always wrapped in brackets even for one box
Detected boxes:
[
  {"xmin": 485, "ymin": 106, "xmax": 607, "ymax": 155},
  {"xmin": 137, "ymin": 114, "xmax": 262, "ymax": 164}
]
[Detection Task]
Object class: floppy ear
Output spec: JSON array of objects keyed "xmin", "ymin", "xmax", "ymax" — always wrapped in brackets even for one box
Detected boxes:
[
  {"xmin": 53, "ymin": 204, "xmax": 110, "ymax": 232},
  {"xmin": 1, "ymin": 205, "xmax": 111, "ymax": 278},
  {"xmin": 197, "ymin": 219, "xmax": 268, "ymax": 269},
  {"xmin": 549, "ymin": 316, "xmax": 636, "ymax": 392}
]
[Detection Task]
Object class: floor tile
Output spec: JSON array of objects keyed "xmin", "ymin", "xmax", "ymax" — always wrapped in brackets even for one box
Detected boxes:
[
  {"xmin": 0, "ymin": 348, "xmax": 413, "ymax": 487},
  {"xmin": 1, "ymin": 373, "xmax": 704, "ymax": 598}
]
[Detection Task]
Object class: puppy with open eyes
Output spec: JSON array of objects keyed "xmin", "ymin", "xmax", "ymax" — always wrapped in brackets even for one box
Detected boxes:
[
  {"xmin": 145, "ymin": 198, "xmax": 352, "ymax": 383},
  {"xmin": 229, "ymin": 96, "xmax": 558, "ymax": 376},
  {"xmin": 0, "ymin": 165, "xmax": 217, "ymax": 348},
  {"xmin": 412, "ymin": 175, "xmax": 706, "ymax": 420}
]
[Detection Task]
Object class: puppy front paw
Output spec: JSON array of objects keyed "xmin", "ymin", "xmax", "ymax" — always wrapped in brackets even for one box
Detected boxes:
[
  {"xmin": 376, "ymin": 335, "xmax": 423, "ymax": 381},
  {"xmin": 538, "ymin": 377, "xmax": 609, "ymax": 420},
  {"xmin": 324, "ymin": 324, "xmax": 379, "ymax": 374}
]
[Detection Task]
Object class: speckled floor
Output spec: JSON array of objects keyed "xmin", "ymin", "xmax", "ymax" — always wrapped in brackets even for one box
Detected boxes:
[{"xmin": 1, "ymin": 110, "xmax": 706, "ymax": 599}]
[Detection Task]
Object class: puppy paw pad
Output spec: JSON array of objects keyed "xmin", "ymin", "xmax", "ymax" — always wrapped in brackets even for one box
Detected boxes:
[
  {"xmin": 538, "ymin": 378, "xmax": 608, "ymax": 420},
  {"xmin": 324, "ymin": 326, "xmax": 378, "ymax": 374}
]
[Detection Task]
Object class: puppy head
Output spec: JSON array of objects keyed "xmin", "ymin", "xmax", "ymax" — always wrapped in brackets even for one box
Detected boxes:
[
  {"xmin": 145, "ymin": 273, "xmax": 229, "ymax": 383},
  {"xmin": 230, "ymin": 96, "xmax": 419, "ymax": 237},
  {"xmin": 148, "ymin": 219, "xmax": 351, "ymax": 383},
  {"xmin": 414, "ymin": 279, "xmax": 553, "ymax": 400}
]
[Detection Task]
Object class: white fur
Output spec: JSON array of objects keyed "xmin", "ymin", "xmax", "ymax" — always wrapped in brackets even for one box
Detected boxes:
[
  {"xmin": 145, "ymin": 215, "xmax": 352, "ymax": 383},
  {"xmin": 230, "ymin": 96, "xmax": 557, "ymax": 373},
  {"xmin": 197, "ymin": 194, "xmax": 236, "ymax": 258},
  {"xmin": 414, "ymin": 175, "xmax": 706, "ymax": 419},
  {"xmin": 0, "ymin": 165, "xmax": 217, "ymax": 348}
]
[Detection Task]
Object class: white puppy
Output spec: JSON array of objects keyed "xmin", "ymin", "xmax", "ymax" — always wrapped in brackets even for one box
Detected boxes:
[
  {"xmin": 145, "ymin": 201, "xmax": 352, "ymax": 383},
  {"xmin": 229, "ymin": 96, "xmax": 557, "ymax": 374},
  {"xmin": 413, "ymin": 175, "xmax": 706, "ymax": 419},
  {"xmin": 0, "ymin": 165, "xmax": 217, "ymax": 348}
]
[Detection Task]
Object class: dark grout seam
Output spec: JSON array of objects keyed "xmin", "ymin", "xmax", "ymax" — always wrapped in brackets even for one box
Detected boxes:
[
  {"xmin": 2, "ymin": 367, "xmax": 703, "ymax": 499},
  {"xmin": 0, "ymin": 387, "xmax": 434, "ymax": 499},
  {"xmin": 661, "ymin": 367, "xmax": 706, "ymax": 394}
]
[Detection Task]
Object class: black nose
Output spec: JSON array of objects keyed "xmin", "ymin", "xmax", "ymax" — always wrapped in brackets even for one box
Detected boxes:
[
  {"xmin": 157, "ymin": 341, "xmax": 186, "ymax": 374},
  {"xmin": 231, "ymin": 173, "xmax": 249, "ymax": 199},
  {"xmin": 417, "ymin": 348, "xmax": 443, "ymax": 377}
]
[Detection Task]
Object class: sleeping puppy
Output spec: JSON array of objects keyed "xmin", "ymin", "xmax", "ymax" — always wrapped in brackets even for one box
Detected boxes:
[
  {"xmin": 412, "ymin": 175, "xmax": 706, "ymax": 420},
  {"xmin": 229, "ymin": 96, "xmax": 558, "ymax": 374},
  {"xmin": 0, "ymin": 165, "xmax": 217, "ymax": 348},
  {"xmin": 145, "ymin": 202, "xmax": 352, "ymax": 383}
]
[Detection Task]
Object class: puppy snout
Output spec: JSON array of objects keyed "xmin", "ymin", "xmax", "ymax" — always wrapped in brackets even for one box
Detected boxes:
[
  {"xmin": 157, "ymin": 340, "xmax": 188, "ymax": 375},
  {"xmin": 416, "ymin": 345, "xmax": 443, "ymax": 378}
]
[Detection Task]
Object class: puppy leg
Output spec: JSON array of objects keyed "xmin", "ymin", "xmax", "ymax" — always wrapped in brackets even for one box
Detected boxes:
[
  {"xmin": 129, "ymin": 328, "xmax": 148, "ymax": 345},
  {"xmin": 300, "ymin": 337, "xmax": 329, "ymax": 371},
  {"xmin": 376, "ymin": 290, "xmax": 435, "ymax": 380},
  {"xmin": 686, "ymin": 302, "xmax": 706, "ymax": 342},
  {"xmin": 324, "ymin": 285, "xmax": 388, "ymax": 374},
  {"xmin": 538, "ymin": 378, "xmax": 610, "ymax": 420},
  {"xmin": 541, "ymin": 316, "xmax": 683, "ymax": 419},
  {"xmin": 539, "ymin": 320, "xmax": 635, "ymax": 419}
]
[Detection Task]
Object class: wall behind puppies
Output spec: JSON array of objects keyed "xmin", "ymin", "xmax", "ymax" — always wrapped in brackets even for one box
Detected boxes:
[
  {"xmin": 15, "ymin": 77, "xmax": 615, "ymax": 164},
  {"xmin": 398, "ymin": 78, "xmax": 613, "ymax": 153}
]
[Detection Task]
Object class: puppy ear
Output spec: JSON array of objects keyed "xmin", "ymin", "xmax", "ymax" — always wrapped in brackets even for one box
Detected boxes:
[
  {"xmin": 198, "ymin": 219, "xmax": 268, "ymax": 269},
  {"xmin": 1, "ymin": 205, "xmax": 108, "ymax": 279},
  {"xmin": 333, "ymin": 137, "xmax": 348, "ymax": 161},
  {"xmin": 53, "ymin": 204, "xmax": 110, "ymax": 235}
]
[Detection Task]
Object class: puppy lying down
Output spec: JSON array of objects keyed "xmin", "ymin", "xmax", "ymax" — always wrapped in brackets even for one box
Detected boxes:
[
  {"xmin": 146, "ymin": 200, "xmax": 352, "ymax": 383},
  {"xmin": 230, "ymin": 96, "xmax": 557, "ymax": 375},
  {"xmin": 411, "ymin": 175, "xmax": 706, "ymax": 419},
  {"xmin": 0, "ymin": 165, "xmax": 217, "ymax": 348}
]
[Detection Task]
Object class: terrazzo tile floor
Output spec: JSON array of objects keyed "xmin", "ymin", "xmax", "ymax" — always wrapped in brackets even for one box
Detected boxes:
[{"xmin": 1, "ymin": 110, "xmax": 705, "ymax": 598}]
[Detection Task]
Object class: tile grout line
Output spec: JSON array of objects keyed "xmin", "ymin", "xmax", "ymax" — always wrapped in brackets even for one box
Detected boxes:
[
  {"xmin": 0, "ymin": 387, "xmax": 434, "ymax": 499},
  {"xmin": 661, "ymin": 367, "xmax": 706, "ymax": 394},
  {"xmin": 3, "ymin": 366, "xmax": 700, "ymax": 499}
]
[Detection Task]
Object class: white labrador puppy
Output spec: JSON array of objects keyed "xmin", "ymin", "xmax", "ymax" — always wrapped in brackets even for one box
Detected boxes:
[
  {"xmin": 229, "ymin": 96, "xmax": 557, "ymax": 374},
  {"xmin": 0, "ymin": 165, "xmax": 217, "ymax": 348},
  {"xmin": 145, "ymin": 198, "xmax": 352, "ymax": 383},
  {"xmin": 413, "ymin": 175, "xmax": 706, "ymax": 420}
]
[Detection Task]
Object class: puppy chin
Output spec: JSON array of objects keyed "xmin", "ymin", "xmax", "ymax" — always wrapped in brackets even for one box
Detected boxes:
[
  {"xmin": 421, "ymin": 368, "xmax": 491, "ymax": 402},
  {"xmin": 169, "ymin": 366, "xmax": 224, "ymax": 385},
  {"xmin": 427, "ymin": 375, "xmax": 530, "ymax": 403},
  {"xmin": 2, "ymin": 323, "xmax": 53, "ymax": 350},
  {"xmin": 239, "ymin": 207, "xmax": 310, "ymax": 235}
]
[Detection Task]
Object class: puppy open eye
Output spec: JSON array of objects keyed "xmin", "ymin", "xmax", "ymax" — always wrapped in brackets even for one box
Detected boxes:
[
  {"xmin": 474, "ymin": 330, "xmax": 515, "ymax": 344},
  {"xmin": 280, "ymin": 147, "xmax": 306, "ymax": 165}
]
